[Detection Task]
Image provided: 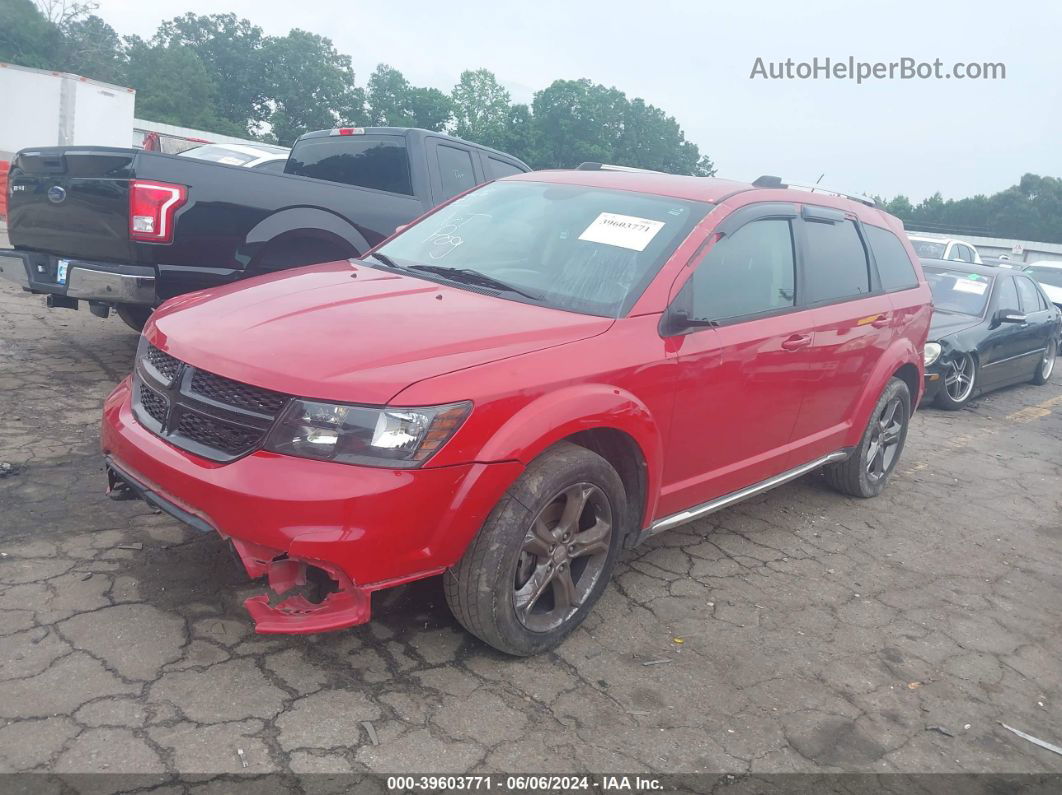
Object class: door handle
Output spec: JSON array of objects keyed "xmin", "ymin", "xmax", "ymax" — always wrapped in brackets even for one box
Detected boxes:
[
  {"xmin": 781, "ymin": 334, "xmax": 812, "ymax": 351},
  {"xmin": 870, "ymin": 313, "xmax": 891, "ymax": 328}
]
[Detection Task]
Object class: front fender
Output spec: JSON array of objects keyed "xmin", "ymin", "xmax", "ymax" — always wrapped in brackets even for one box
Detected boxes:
[
  {"xmin": 847, "ymin": 337, "xmax": 923, "ymax": 447},
  {"xmin": 472, "ymin": 385, "xmax": 664, "ymax": 528}
]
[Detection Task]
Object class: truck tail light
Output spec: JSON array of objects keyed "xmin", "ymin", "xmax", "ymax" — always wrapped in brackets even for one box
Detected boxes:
[
  {"xmin": 129, "ymin": 180, "xmax": 187, "ymax": 243},
  {"xmin": 330, "ymin": 127, "xmax": 364, "ymax": 136}
]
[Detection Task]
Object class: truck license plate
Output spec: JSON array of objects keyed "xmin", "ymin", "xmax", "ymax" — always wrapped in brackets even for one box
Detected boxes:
[{"xmin": 57, "ymin": 259, "xmax": 69, "ymax": 285}]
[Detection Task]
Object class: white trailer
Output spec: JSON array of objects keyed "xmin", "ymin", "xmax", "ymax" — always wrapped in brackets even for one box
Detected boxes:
[{"xmin": 0, "ymin": 62, "xmax": 136, "ymax": 159}]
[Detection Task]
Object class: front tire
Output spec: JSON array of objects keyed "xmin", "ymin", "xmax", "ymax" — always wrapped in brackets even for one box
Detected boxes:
[
  {"xmin": 824, "ymin": 377, "xmax": 911, "ymax": 499},
  {"xmin": 1031, "ymin": 338, "xmax": 1056, "ymax": 385},
  {"xmin": 444, "ymin": 442, "xmax": 626, "ymax": 656},
  {"xmin": 934, "ymin": 352, "xmax": 977, "ymax": 410}
]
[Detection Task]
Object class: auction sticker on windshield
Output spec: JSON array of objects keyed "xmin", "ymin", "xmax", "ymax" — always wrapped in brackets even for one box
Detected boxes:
[
  {"xmin": 954, "ymin": 279, "xmax": 988, "ymax": 295},
  {"xmin": 579, "ymin": 212, "xmax": 665, "ymax": 251}
]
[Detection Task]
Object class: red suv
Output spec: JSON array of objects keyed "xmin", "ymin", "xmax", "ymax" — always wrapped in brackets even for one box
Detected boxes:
[{"xmin": 101, "ymin": 169, "xmax": 932, "ymax": 655}]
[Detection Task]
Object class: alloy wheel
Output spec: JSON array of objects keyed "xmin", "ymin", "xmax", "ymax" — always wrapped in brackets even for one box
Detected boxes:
[
  {"xmin": 1043, "ymin": 341, "xmax": 1056, "ymax": 379},
  {"xmin": 944, "ymin": 354, "xmax": 975, "ymax": 403},
  {"xmin": 512, "ymin": 483, "xmax": 613, "ymax": 632},
  {"xmin": 865, "ymin": 396, "xmax": 906, "ymax": 481}
]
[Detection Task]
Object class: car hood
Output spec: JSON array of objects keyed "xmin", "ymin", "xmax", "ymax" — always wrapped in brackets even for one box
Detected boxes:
[
  {"xmin": 929, "ymin": 310, "xmax": 983, "ymax": 340},
  {"xmin": 149, "ymin": 261, "xmax": 612, "ymax": 404}
]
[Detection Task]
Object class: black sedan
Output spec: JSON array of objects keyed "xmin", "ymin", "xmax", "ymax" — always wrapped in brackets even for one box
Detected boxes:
[{"xmin": 921, "ymin": 260, "xmax": 1060, "ymax": 410}]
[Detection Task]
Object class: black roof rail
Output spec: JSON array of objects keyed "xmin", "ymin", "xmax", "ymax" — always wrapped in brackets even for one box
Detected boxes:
[{"xmin": 751, "ymin": 175, "xmax": 879, "ymax": 208}]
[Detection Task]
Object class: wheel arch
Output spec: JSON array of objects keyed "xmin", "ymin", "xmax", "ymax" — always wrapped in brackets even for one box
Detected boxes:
[
  {"xmin": 238, "ymin": 208, "xmax": 373, "ymax": 272},
  {"xmin": 847, "ymin": 339, "xmax": 922, "ymax": 446},
  {"xmin": 468, "ymin": 385, "xmax": 664, "ymax": 531}
]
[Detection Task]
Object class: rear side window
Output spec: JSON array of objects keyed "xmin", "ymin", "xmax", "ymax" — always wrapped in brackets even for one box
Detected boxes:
[
  {"xmin": 437, "ymin": 145, "xmax": 477, "ymax": 199},
  {"xmin": 253, "ymin": 159, "xmax": 287, "ymax": 173},
  {"xmin": 287, "ymin": 136, "xmax": 413, "ymax": 195},
  {"xmin": 690, "ymin": 219, "xmax": 796, "ymax": 322},
  {"xmin": 803, "ymin": 219, "xmax": 871, "ymax": 303},
  {"xmin": 488, "ymin": 157, "xmax": 525, "ymax": 179},
  {"xmin": 1015, "ymin": 276, "xmax": 1044, "ymax": 312},
  {"xmin": 865, "ymin": 225, "xmax": 919, "ymax": 292}
]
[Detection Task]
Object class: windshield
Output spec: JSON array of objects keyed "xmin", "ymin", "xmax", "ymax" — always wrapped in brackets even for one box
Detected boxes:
[
  {"xmin": 910, "ymin": 239, "xmax": 947, "ymax": 259},
  {"xmin": 1024, "ymin": 266, "xmax": 1062, "ymax": 289},
  {"xmin": 374, "ymin": 181, "xmax": 711, "ymax": 317},
  {"xmin": 925, "ymin": 267, "xmax": 994, "ymax": 315}
]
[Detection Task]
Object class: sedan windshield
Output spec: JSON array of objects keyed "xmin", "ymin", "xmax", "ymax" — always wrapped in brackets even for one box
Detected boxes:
[
  {"xmin": 910, "ymin": 239, "xmax": 947, "ymax": 259},
  {"xmin": 374, "ymin": 181, "xmax": 711, "ymax": 317},
  {"xmin": 1024, "ymin": 266, "xmax": 1062, "ymax": 289},
  {"xmin": 925, "ymin": 267, "xmax": 993, "ymax": 316}
]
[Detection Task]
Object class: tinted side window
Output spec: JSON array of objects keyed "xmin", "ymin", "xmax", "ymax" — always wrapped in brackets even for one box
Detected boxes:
[
  {"xmin": 488, "ymin": 157, "xmax": 525, "ymax": 179},
  {"xmin": 1015, "ymin": 276, "xmax": 1043, "ymax": 312},
  {"xmin": 865, "ymin": 225, "xmax": 919, "ymax": 291},
  {"xmin": 437, "ymin": 145, "xmax": 477, "ymax": 199},
  {"xmin": 995, "ymin": 277, "xmax": 1020, "ymax": 313},
  {"xmin": 690, "ymin": 219, "xmax": 796, "ymax": 322},
  {"xmin": 286, "ymin": 136, "xmax": 413, "ymax": 195},
  {"xmin": 802, "ymin": 219, "xmax": 871, "ymax": 303}
]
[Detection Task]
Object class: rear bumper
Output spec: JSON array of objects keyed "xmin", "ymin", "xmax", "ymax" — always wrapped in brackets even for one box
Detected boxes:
[
  {"xmin": 0, "ymin": 248, "xmax": 156, "ymax": 304},
  {"xmin": 101, "ymin": 377, "xmax": 523, "ymax": 634}
]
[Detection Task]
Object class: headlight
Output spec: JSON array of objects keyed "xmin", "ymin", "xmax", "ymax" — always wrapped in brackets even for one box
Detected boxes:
[
  {"xmin": 924, "ymin": 342, "xmax": 942, "ymax": 367},
  {"xmin": 264, "ymin": 400, "xmax": 471, "ymax": 468}
]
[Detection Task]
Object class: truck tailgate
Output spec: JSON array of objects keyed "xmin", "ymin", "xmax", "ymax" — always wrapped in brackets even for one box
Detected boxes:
[{"xmin": 8, "ymin": 147, "xmax": 137, "ymax": 264}]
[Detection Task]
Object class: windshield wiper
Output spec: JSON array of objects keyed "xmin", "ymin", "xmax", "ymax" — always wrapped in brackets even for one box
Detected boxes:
[
  {"xmin": 364, "ymin": 251, "xmax": 402, "ymax": 270},
  {"xmin": 407, "ymin": 265, "xmax": 541, "ymax": 301}
]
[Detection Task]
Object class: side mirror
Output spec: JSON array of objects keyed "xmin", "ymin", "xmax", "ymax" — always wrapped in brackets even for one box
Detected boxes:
[
  {"xmin": 997, "ymin": 310, "xmax": 1027, "ymax": 325},
  {"xmin": 659, "ymin": 306, "xmax": 718, "ymax": 336}
]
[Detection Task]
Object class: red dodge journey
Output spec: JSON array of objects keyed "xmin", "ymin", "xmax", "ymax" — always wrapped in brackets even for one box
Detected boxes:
[{"xmin": 101, "ymin": 168, "xmax": 932, "ymax": 655}]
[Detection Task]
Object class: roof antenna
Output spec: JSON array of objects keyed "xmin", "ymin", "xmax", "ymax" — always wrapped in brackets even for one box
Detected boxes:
[{"xmin": 813, "ymin": 174, "xmax": 825, "ymax": 191}]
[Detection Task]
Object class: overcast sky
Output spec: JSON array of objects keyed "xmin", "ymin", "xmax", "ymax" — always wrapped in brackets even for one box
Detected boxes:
[{"xmin": 92, "ymin": 0, "xmax": 1060, "ymax": 201}]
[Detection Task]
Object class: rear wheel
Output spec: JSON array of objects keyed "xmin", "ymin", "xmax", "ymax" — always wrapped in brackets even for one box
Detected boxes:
[
  {"xmin": 444, "ymin": 442, "xmax": 626, "ymax": 656},
  {"xmin": 115, "ymin": 304, "xmax": 152, "ymax": 332},
  {"xmin": 934, "ymin": 352, "xmax": 977, "ymax": 410},
  {"xmin": 1031, "ymin": 339, "xmax": 1056, "ymax": 385},
  {"xmin": 824, "ymin": 377, "xmax": 911, "ymax": 498}
]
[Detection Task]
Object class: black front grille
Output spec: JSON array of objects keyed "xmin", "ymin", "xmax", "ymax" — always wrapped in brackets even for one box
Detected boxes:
[
  {"xmin": 133, "ymin": 346, "xmax": 292, "ymax": 462},
  {"xmin": 138, "ymin": 383, "xmax": 168, "ymax": 425},
  {"xmin": 174, "ymin": 412, "xmax": 263, "ymax": 457},
  {"xmin": 145, "ymin": 344, "xmax": 180, "ymax": 383},
  {"xmin": 190, "ymin": 369, "xmax": 287, "ymax": 416}
]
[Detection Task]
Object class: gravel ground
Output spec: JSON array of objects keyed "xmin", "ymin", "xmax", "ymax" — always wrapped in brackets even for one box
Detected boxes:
[{"xmin": 1, "ymin": 254, "xmax": 1060, "ymax": 780}]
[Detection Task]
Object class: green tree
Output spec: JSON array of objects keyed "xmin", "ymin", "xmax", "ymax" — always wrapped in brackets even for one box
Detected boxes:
[
  {"xmin": 58, "ymin": 14, "xmax": 123, "ymax": 83},
  {"xmin": 0, "ymin": 0, "xmax": 61, "ymax": 69},
  {"xmin": 451, "ymin": 68, "xmax": 510, "ymax": 147},
  {"xmin": 154, "ymin": 13, "xmax": 269, "ymax": 134},
  {"xmin": 529, "ymin": 79, "xmax": 626, "ymax": 168},
  {"xmin": 365, "ymin": 64, "xmax": 413, "ymax": 125},
  {"xmin": 263, "ymin": 30, "xmax": 363, "ymax": 145},
  {"xmin": 124, "ymin": 38, "xmax": 242, "ymax": 134},
  {"xmin": 408, "ymin": 86, "xmax": 453, "ymax": 131},
  {"xmin": 502, "ymin": 103, "xmax": 534, "ymax": 163}
]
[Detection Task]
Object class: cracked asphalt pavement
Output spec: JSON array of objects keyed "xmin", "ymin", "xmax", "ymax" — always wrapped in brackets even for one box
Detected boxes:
[{"xmin": 2, "ymin": 238, "xmax": 1061, "ymax": 778}]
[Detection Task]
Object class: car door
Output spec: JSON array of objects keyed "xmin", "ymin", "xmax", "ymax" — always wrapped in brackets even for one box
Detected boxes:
[
  {"xmin": 786, "ymin": 206, "xmax": 896, "ymax": 464},
  {"xmin": 660, "ymin": 205, "xmax": 813, "ymax": 516},
  {"xmin": 978, "ymin": 275, "xmax": 1024, "ymax": 387},
  {"xmin": 1013, "ymin": 274, "xmax": 1055, "ymax": 378}
]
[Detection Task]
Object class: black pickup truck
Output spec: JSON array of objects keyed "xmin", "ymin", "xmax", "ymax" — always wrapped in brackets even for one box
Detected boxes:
[{"xmin": 0, "ymin": 127, "xmax": 529, "ymax": 329}]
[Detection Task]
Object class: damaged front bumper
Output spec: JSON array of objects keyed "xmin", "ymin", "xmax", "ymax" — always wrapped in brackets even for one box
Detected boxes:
[{"xmin": 101, "ymin": 377, "xmax": 522, "ymax": 635}]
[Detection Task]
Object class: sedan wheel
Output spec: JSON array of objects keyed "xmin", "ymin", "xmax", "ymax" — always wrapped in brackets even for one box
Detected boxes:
[
  {"xmin": 935, "ymin": 353, "xmax": 977, "ymax": 410},
  {"xmin": 1032, "ymin": 339, "xmax": 1056, "ymax": 385}
]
